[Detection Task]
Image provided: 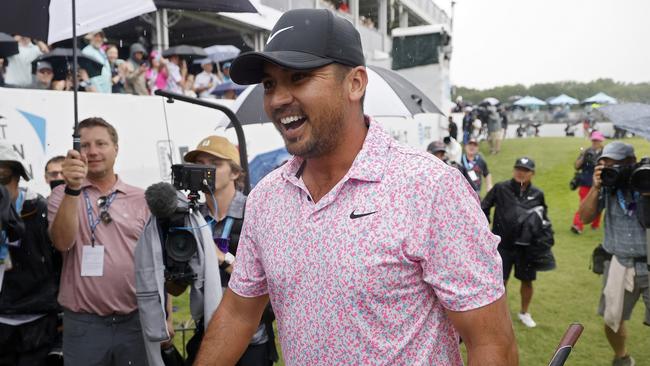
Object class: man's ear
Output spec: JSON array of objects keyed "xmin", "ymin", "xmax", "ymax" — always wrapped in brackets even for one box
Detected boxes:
[{"xmin": 348, "ymin": 66, "xmax": 368, "ymax": 105}]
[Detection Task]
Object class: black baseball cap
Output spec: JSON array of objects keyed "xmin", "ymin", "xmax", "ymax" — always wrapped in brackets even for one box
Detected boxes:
[
  {"xmin": 230, "ymin": 9, "xmax": 365, "ymax": 85},
  {"xmin": 514, "ymin": 157, "xmax": 535, "ymax": 171}
]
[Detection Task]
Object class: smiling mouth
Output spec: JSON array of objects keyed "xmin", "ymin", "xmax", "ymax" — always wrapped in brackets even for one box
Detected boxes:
[{"xmin": 279, "ymin": 115, "xmax": 307, "ymax": 131}]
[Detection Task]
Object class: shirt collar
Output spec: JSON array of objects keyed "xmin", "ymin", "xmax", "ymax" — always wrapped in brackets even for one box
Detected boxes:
[
  {"xmin": 81, "ymin": 175, "xmax": 128, "ymax": 194},
  {"xmin": 281, "ymin": 117, "xmax": 392, "ymax": 185},
  {"xmin": 200, "ymin": 190, "xmax": 247, "ymax": 221}
]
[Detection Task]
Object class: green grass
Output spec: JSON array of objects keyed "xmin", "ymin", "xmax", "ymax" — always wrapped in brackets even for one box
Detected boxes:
[
  {"xmin": 476, "ymin": 137, "xmax": 650, "ymax": 366},
  {"xmin": 171, "ymin": 136, "xmax": 650, "ymax": 365}
]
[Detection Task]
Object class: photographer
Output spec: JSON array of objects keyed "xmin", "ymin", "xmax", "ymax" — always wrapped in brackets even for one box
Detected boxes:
[
  {"xmin": 578, "ymin": 141, "xmax": 648, "ymax": 366},
  {"xmin": 181, "ymin": 136, "xmax": 277, "ymax": 366},
  {"xmin": 0, "ymin": 142, "xmax": 61, "ymax": 366},
  {"xmin": 571, "ymin": 131, "xmax": 604, "ymax": 234}
]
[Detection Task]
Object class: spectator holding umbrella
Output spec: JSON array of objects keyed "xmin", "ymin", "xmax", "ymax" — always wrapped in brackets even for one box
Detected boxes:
[{"xmin": 81, "ymin": 30, "xmax": 111, "ymax": 93}]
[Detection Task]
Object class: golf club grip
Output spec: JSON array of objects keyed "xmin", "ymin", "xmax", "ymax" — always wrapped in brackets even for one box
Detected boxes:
[{"xmin": 547, "ymin": 323, "xmax": 584, "ymax": 366}]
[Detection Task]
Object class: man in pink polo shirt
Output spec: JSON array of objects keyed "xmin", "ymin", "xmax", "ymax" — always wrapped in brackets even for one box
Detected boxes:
[
  {"xmin": 48, "ymin": 117, "xmax": 151, "ymax": 366},
  {"xmin": 196, "ymin": 9, "xmax": 517, "ymax": 366}
]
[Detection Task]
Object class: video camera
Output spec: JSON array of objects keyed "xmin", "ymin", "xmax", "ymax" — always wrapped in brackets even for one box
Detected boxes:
[
  {"xmin": 146, "ymin": 164, "xmax": 215, "ymax": 284},
  {"xmin": 600, "ymin": 157, "xmax": 650, "ymax": 193}
]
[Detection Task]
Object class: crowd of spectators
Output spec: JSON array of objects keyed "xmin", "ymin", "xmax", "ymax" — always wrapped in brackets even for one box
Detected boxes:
[{"xmin": 0, "ymin": 31, "xmax": 240, "ymax": 99}]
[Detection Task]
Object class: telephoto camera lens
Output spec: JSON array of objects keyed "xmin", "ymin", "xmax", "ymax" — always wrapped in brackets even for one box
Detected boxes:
[{"xmin": 630, "ymin": 157, "xmax": 650, "ymax": 193}]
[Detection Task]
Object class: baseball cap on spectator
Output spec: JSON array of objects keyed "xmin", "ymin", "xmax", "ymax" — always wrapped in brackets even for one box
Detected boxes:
[
  {"xmin": 200, "ymin": 59, "xmax": 212, "ymax": 66},
  {"xmin": 230, "ymin": 8, "xmax": 365, "ymax": 85},
  {"xmin": 37, "ymin": 61, "xmax": 53, "ymax": 72},
  {"xmin": 599, "ymin": 141, "xmax": 635, "ymax": 161},
  {"xmin": 184, "ymin": 136, "xmax": 240, "ymax": 166},
  {"xmin": 590, "ymin": 131, "xmax": 605, "ymax": 141},
  {"xmin": 222, "ymin": 62, "xmax": 231, "ymax": 69},
  {"xmin": 0, "ymin": 141, "xmax": 31, "ymax": 181},
  {"xmin": 427, "ymin": 141, "xmax": 446, "ymax": 154},
  {"xmin": 514, "ymin": 157, "xmax": 535, "ymax": 172},
  {"xmin": 467, "ymin": 138, "xmax": 479, "ymax": 145}
]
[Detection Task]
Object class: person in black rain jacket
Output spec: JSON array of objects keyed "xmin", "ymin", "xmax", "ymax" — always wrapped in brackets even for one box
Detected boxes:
[{"xmin": 482, "ymin": 157, "xmax": 554, "ymax": 328}]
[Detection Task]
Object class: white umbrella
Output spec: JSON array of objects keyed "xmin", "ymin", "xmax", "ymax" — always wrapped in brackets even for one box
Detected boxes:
[
  {"xmin": 548, "ymin": 94, "xmax": 579, "ymax": 105},
  {"xmin": 195, "ymin": 45, "xmax": 241, "ymax": 64},
  {"xmin": 231, "ymin": 65, "xmax": 443, "ymax": 125},
  {"xmin": 514, "ymin": 96, "xmax": 547, "ymax": 107}
]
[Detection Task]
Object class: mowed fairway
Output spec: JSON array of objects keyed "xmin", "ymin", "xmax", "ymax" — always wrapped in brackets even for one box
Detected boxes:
[
  {"xmin": 173, "ymin": 135, "xmax": 650, "ymax": 366},
  {"xmin": 476, "ymin": 136, "xmax": 650, "ymax": 366}
]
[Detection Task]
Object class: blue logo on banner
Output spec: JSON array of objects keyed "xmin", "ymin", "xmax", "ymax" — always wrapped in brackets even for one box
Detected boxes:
[{"xmin": 17, "ymin": 110, "xmax": 46, "ymax": 152}]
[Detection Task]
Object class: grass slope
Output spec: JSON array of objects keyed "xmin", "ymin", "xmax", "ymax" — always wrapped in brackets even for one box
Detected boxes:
[{"xmin": 171, "ymin": 136, "xmax": 650, "ymax": 366}]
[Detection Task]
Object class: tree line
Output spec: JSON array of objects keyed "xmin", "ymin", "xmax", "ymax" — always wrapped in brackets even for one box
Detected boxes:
[{"xmin": 454, "ymin": 78, "xmax": 650, "ymax": 105}]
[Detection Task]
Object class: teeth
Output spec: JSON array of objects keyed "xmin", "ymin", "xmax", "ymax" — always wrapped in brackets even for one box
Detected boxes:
[{"xmin": 280, "ymin": 115, "xmax": 305, "ymax": 125}]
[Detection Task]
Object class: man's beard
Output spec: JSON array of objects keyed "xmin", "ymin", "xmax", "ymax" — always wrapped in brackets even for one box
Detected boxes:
[{"xmin": 275, "ymin": 101, "xmax": 345, "ymax": 159}]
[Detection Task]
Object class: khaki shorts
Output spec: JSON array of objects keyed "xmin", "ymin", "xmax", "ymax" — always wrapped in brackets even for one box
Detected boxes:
[{"xmin": 597, "ymin": 260, "xmax": 650, "ymax": 326}]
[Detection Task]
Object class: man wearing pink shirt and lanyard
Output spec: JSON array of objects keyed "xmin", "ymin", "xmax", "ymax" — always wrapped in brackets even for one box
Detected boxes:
[
  {"xmin": 48, "ymin": 117, "xmax": 152, "ymax": 365},
  {"xmin": 196, "ymin": 9, "xmax": 517, "ymax": 366}
]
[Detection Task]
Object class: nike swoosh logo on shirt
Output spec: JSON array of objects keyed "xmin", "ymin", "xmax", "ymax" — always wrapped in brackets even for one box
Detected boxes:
[
  {"xmin": 266, "ymin": 26, "xmax": 294, "ymax": 45},
  {"xmin": 350, "ymin": 210, "xmax": 377, "ymax": 219}
]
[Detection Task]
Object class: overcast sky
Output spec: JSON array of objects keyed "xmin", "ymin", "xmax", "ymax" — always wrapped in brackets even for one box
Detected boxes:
[{"xmin": 435, "ymin": 0, "xmax": 650, "ymax": 89}]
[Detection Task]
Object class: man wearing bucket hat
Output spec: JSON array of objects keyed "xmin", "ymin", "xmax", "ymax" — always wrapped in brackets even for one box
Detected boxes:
[
  {"xmin": 579, "ymin": 141, "xmax": 648, "ymax": 366},
  {"xmin": 196, "ymin": 8, "xmax": 516, "ymax": 366},
  {"xmin": 181, "ymin": 136, "xmax": 278, "ymax": 366},
  {"xmin": 0, "ymin": 142, "xmax": 61, "ymax": 365},
  {"xmin": 571, "ymin": 130, "xmax": 605, "ymax": 234}
]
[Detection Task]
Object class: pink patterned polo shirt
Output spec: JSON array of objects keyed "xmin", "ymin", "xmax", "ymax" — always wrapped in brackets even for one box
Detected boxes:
[{"xmin": 229, "ymin": 120, "xmax": 504, "ymax": 365}]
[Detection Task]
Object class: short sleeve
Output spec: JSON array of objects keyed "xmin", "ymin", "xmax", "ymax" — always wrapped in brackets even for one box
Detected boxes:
[
  {"xmin": 481, "ymin": 160, "xmax": 490, "ymax": 176},
  {"xmin": 228, "ymin": 199, "xmax": 269, "ymax": 298},
  {"xmin": 47, "ymin": 185, "xmax": 65, "ymax": 227},
  {"xmin": 408, "ymin": 169, "xmax": 504, "ymax": 312}
]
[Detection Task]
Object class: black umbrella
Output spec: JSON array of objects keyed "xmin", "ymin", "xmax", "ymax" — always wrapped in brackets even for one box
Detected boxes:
[
  {"xmin": 162, "ymin": 45, "xmax": 208, "ymax": 59},
  {"xmin": 31, "ymin": 48, "xmax": 104, "ymax": 78},
  {"xmin": 599, "ymin": 103, "xmax": 650, "ymax": 140},
  {"xmin": 232, "ymin": 65, "xmax": 443, "ymax": 126},
  {"xmin": 154, "ymin": 0, "xmax": 257, "ymax": 13},
  {"xmin": 0, "ymin": 33, "xmax": 19, "ymax": 58}
]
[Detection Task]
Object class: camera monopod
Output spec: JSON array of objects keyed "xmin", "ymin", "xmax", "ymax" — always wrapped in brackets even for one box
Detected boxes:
[{"xmin": 547, "ymin": 323, "xmax": 584, "ymax": 366}]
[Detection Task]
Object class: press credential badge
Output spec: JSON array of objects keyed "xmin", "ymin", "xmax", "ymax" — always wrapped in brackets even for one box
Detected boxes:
[{"xmin": 81, "ymin": 245, "xmax": 105, "ymax": 277}]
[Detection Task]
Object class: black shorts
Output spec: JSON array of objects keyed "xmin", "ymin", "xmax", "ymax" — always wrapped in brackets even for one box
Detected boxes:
[{"xmin": 498, "ymin": 246, "xmax": 536, "ymax": 281}]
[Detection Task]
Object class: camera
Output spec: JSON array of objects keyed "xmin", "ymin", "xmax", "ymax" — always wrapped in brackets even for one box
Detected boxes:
[
  {"xmin": 146, "ymin": 164, "xmax": 216, "ymax": 284},
  {"xmin": 601, "ymin": 156, "xmax": 650, "ymax": 193}
]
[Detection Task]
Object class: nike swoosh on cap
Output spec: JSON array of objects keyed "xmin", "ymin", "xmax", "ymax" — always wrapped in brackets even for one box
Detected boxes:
[{"xmin": 266, "ymin": 26, "xmax": 294, "ymax": 45}]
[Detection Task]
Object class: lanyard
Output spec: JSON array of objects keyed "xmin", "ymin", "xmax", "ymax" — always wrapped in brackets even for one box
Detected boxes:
[
  {"xmin": 616, "ymin": 190, "xmax": 639, "ymax": 217},
  {"xmin": 14, "ymin": 190, "xmax": 25, "ymax": 215},
  {"xmin": 462, "ymin": 154, "xmax": 478, "ymax": 171},
  {"xmin": 220, "ymin": 217, "xmax": 234, "ymax": 239},
  {"xmin": 83, "ymin": 190, "xmax": 118, "ymax": 246}
]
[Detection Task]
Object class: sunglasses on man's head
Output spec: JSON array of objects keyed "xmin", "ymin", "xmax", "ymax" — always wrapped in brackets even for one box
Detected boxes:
[{"xmin": 97, "ymin": 196, "xmax": 113, "ymax": 224}]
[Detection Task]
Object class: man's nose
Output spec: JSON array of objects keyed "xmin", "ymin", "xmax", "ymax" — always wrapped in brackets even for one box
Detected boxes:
[{"xmin": 267, "ymin": 84, "xmax": 293, "ymax": 110}]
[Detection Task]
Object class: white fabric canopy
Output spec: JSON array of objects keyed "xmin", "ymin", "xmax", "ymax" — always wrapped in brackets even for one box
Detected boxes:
[
  {"xmin": 583, "ymin": 92, "xmax": 618, "ymax": 105},
  {"xmin": 48, "ymin": 0, "xmax": 156, "ymax": 44},
  {"xmin": 514, "ymin": 96, "xmax": 547, "ymax": 107},
  {"xmin": 548, "ymin": 94, "xmax": 579, "ymax": 105}
]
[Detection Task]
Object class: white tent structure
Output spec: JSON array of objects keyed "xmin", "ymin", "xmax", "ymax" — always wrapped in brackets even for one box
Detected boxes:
[
  {"xmin": 514, "ymin": 96, "xmax": 547, "ymax": 107},
  {"xmin": 548, "ymin": 94, "xmax": 579, "ymax": 105},
  {"xmin": 583, "ymin": 92, "xmax": 618, "ymax": 105}
]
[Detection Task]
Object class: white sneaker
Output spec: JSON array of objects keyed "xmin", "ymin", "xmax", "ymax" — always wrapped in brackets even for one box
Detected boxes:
[{"xmin": 518, "ymin": 312, "xmax": 537, "ymax": 328}]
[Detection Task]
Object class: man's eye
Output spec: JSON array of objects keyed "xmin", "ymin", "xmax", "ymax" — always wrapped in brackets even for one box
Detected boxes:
[
  {"xmin": 262, "ymin": 80, "xmax": 274, "ymax": 91},
  {"xmin": 291, "ymin": 73, "xmax": 307, "ymax": 82}
]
